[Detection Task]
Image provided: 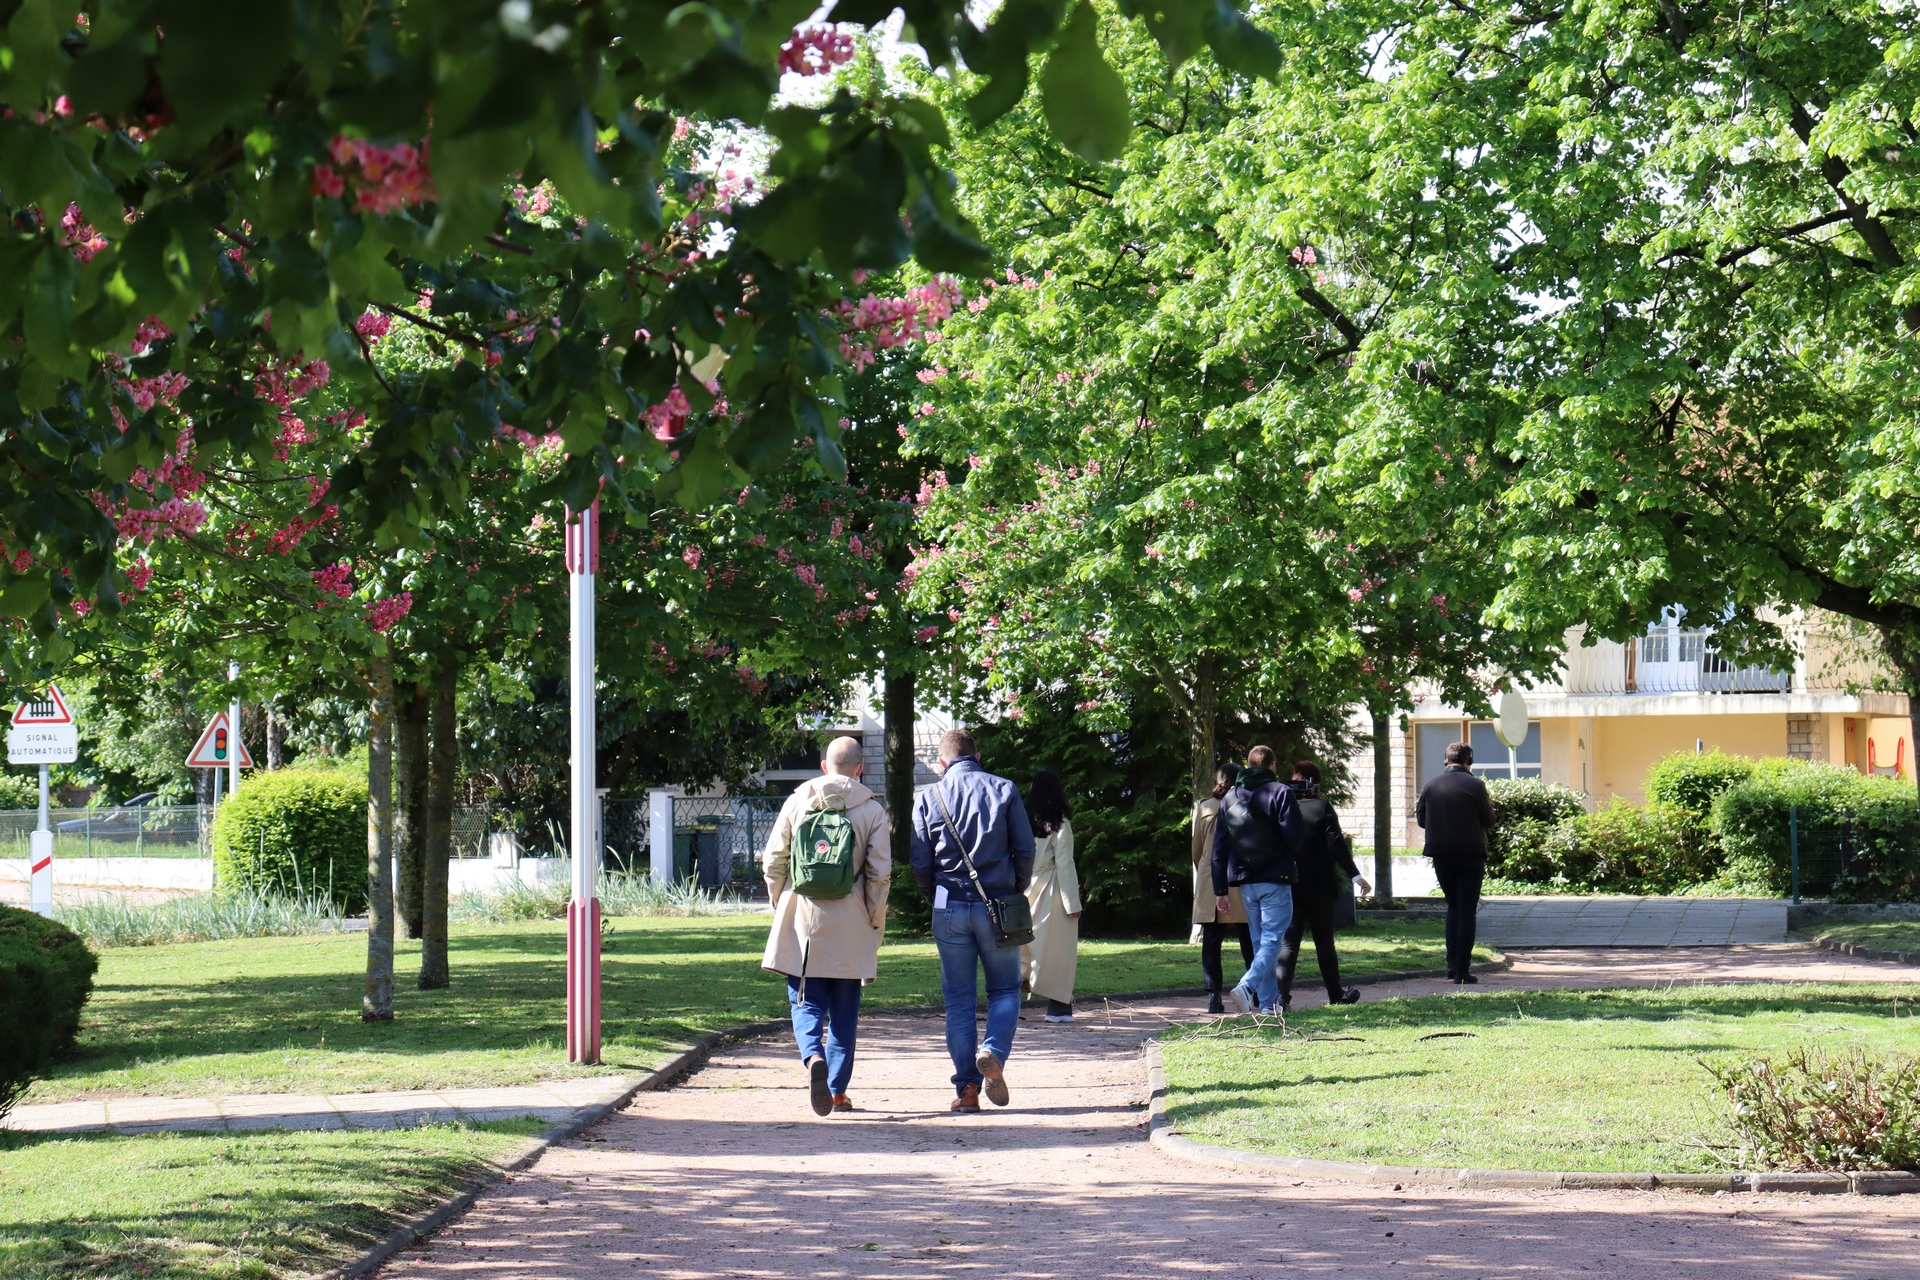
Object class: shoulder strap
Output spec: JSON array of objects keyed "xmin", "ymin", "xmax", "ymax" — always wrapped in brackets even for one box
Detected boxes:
[{"xmin": 932, "ymin": 779, "xmax": 993, "ymax": 901}]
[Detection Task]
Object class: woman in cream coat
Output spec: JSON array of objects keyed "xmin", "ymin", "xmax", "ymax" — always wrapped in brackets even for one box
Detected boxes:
[
  {"xmin": 1193, "ymin": 764, "xmax": 1252, "ymax": 1015},
  {"xmin": 1020, "ymin": 770, "xmax": 1083, "ymax": 1022}
]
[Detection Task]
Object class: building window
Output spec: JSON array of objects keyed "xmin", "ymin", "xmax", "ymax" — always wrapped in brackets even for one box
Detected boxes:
[
  {"xmin": 1469, "ymin": 720, "xmax": 1541, "ymax": 780},
  {"xmin": 1415, "ymin": 723, "xmax": 1458, "ymax": 795}
]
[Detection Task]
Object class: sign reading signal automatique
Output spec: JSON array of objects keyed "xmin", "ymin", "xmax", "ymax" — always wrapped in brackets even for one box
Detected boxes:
[{"xmin": 8, "ymin": 685, "xmax": 78, "ymax": 764}]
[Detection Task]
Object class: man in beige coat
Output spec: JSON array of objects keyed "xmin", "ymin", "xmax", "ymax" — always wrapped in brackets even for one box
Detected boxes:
[{"xmin": 762, "ymin": 736, "xmax": 890, "ymax": 1116}]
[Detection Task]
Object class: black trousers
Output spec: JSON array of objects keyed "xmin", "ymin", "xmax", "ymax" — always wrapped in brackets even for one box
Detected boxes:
[
  {"xmin": 1199, "ymin": 921, "xmax": 1253, "ymax": 993},
  {"xmin": 1277, "ymin": 888, "xmax": 1343, "ymax": 1003},
  {"xmin": 1432, "ymin": 856, "xmax": 1485, "ymax": 977}
]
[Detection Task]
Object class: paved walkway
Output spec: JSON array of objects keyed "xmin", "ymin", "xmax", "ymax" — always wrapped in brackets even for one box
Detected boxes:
[
  {"xmin": 1477, "ymin": 895, "xmax": 1788, "ymax": 947},
  {"xmin": 373, "ymin": 947, "xmax": 1920, "ymax": 1280}
]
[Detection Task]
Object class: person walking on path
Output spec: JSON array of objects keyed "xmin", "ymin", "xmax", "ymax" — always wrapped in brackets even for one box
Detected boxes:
[
  {"xmin": 1415, "ymin": 741, "xmax": 1495, "ymax": 983},
  {"xmin": 1020, "ymin": 770, "xmax": 1082, "ymax": 1023},
  {"xmin": 1192, "ymin": 765, "xmax": 1253, "ymax": 1015},
  {"xmin": 761, "ymin": 736, "xmax": 891, "ymax": 1116},
  {"xmin": 1210, "ymin": 745, "xmax": 1303, "ymax": 1016},
  {"xmin": 910, "ymin": 728, "xmax": 1036, "ymax": 1111},
  {"xmin": 1276, "ymin": 761, "xmax": 1370, "ymax": 1010}
]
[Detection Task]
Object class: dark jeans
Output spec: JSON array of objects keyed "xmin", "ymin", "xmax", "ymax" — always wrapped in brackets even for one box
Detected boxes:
[
  {"xmin": 787, "ymin": 975, "xmax": 861, "ymax": 1094},
  {"xmin": 1432, "ymin": 856, "xmax": 1485, "ymax": 976},
  {"xmin": 1277, "ymin": 888, "xmax": 1343, "ymax": 1004},
  {"xmin": 932, "ymin": 901, "xmax": 1021, "ymax": 1094},
  {"xmin": 1199, "ymin": 921, "xmax": 1253, "ymax": 993}
]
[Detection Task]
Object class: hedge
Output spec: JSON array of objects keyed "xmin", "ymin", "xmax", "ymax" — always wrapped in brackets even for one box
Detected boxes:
[
  {"xmin": 0, "ymin": 770, "xmax": 39, "ymax": 810},
  {"xmin": 0, "ymin": 904, "xmax": 97, "ymax": 1118},
  {"xmin": 212, "ymin": 768, "xmax": 369, "ymax": 913},
  {"xmin": 1710, "ymin": 761, "xmax": 1920, "ymax": 901},
  {"xmin": 1645, "ymin": 750, "xmax": 1756, "ymax": 821},
  {"xmin": 1485, "ymin": 779, "xmax": 1585, "ymax": 881}
]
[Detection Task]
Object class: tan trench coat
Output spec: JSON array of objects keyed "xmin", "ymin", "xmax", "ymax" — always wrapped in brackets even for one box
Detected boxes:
[
  {"xmin": 1191, "ymin": 797, "xmax": 1247, "ymax": 925},
  {"xmin": 1021, "ymin": 820, "xmax": 1082, "ymax": 1004},
  {"xmin": 760, "ymin": 773, "xmax": 891, "ymax": 982}
]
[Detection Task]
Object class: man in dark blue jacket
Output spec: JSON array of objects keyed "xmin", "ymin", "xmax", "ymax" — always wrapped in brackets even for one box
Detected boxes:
[
  {"xmin": 910, "ymin": 728, "xmax": 1036, "ymax": 1111},
  {"xmin": 1211, "ymin": 745, "xmax": 1304, "ymax": 1015}
]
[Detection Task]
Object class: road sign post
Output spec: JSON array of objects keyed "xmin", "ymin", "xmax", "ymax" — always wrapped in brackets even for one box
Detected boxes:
[
  {"xmin": 228, "ymin": 662, "xmax": 242, "ymax": 808},
  {"xmin": 565, "ymin": 501, "xmax": 601, "ymax": 1065},
  {"xmin": 9, "ymin": 686, "xmax": 78, "ymax": 917}
]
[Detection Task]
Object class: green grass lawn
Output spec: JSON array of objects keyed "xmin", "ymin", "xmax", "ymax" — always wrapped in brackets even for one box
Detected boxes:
[
  {"xmin": 0, "ymin": 1120, "xmax": 545, "ymax": 1280},
  {"xmin": 1816, "ymin": 919, "xmax": 1920, "ymax": 955},
  {"xmin": 33, "ymin": 914, "xmax": 1471, "ymax": 1102},
  {"xmin": 1160, "ymin": 983, "xmax": 1920, "ymax": 1174}
]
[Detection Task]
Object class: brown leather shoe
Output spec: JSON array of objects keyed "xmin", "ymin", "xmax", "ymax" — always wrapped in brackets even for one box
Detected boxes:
[
  {"xmin": 832, "ymin": 1093, "xmax": 854, "ymax": 1113},
  {"xmin": 950, "ymin": 1083, "xmax": 981, "ymax": 1112}
]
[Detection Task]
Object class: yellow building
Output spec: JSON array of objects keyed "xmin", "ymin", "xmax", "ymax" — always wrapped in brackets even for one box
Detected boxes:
[{"xmin": 1338, "ymin": 611, "xmax": 1913, "ymax": 852}]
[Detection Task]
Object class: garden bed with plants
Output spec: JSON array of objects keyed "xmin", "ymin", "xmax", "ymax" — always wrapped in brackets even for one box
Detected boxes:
[
  {"xmin": 1159, "ymin": 985, "xmax": 1920, "ymax": 1174},
  {"xmin": 1483, "ymin": 753, "xmax": 1920, "ymax": 900}
]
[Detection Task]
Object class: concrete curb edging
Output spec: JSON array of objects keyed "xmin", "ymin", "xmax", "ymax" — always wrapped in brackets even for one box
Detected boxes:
[
  {"xmin": 312, "ymin": 1018, "xmax": 788, "ymax": 1280},
  {"xmin": 1810, "ymin": 933, "xmax": 1920, "ymax": 967},
  {"xmin": 1142, "ymin": 1040, "xmax": 1920, "ymax": 1196}
]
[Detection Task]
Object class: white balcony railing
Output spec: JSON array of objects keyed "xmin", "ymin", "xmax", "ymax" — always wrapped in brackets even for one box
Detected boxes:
[{"xmin": 1561, "ymin": 628, "xmax": 1791, "ymax": 696}]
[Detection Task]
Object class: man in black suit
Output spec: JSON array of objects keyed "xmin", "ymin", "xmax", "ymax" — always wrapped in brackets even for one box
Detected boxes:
[{"xmin": 1415, "ymin": 741, "xmax": 1496, "ymax": 983}]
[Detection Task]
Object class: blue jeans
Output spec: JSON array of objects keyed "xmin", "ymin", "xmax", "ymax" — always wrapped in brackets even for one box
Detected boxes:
[
  {"xmin": 1233, "ymin": 881, "xmax": 1294, "ymax": 1013},
  {"xmin": 788, "ymin": 975, "xmax": 861, "ymax": 1095},
  {"xmin": 932, "ymin": 901, "xmax": 1022, "ymax": 1094}
]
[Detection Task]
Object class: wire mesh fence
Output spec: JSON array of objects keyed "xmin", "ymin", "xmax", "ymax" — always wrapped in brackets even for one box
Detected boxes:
[
  {"xmin": 602, "ymin": 795, "xmax": 788, "ymax": 897},
  {"xmin": 0, "ymin": 805, "xmax": 209, "ymax": 858}
]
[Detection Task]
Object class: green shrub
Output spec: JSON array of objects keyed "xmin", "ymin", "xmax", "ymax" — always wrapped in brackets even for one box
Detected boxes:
[
  {"xmin": 0, "ymin": 771, "xmax": 39, "ymax": 810},
  {"xmin": 1485, "ymin": 779, "xmax": 1586, "ymax": 880},
  {"xmin": 1646, "ymin": 750, "xmax": 1757, "ymax": 822},
  {"xmin": 1582, "ymin": 798, "xmax": 1717, "ymax": 892},
  {"xmin": 212, "ymin": 768, "xmax": 369, "ymax": 913},
  {"xmin": 1710, "ymin": 761, "xmax": 1920, "ymax": 900},
  {"xmin": 0, "ymin": 904, "xmax": 98, "ymax": 1118}
]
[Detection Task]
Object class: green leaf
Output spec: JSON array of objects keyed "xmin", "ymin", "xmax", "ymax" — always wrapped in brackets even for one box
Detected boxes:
[
  {"xmin": 1040, "ymin": 2, "xmax": 1131, "ymax": 163},
  {"xmin": 1200, "ymin": 0, "xmax": 1280, "ymax": 81}
]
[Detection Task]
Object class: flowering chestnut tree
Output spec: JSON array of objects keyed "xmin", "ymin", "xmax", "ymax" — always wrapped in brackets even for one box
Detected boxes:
[{"xmin": 0, "ymin": 0, "xmax": 1287, "ymax": 671}]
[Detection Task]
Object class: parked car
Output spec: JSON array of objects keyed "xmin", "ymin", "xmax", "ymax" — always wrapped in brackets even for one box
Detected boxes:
[{"xmin": 57, "ymin": 793, "xmax": 196, "ymax": 841}]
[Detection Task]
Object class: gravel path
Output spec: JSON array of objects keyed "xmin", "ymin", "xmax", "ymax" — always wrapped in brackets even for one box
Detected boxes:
[{"xmin": 380, "ymin": 946, "xmax": 1920, "ymax": 1280}]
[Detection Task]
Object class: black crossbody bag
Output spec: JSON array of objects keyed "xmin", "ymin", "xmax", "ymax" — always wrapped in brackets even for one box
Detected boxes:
[{"xmin": 932, "ymin": 782, "xmax": 1035, "ymax": 949}]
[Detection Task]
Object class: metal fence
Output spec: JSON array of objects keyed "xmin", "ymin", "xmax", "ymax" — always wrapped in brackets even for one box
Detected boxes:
[
  {"xmin": 0, "ymin": 803, "xmax": 493, "ymax": 860},
  {"xmin": 1785, "ymin": 806, "xmax": 1920, "ymax": 903},
  {"xmin": 0, "ymin": 805, "xmax": 210, "ymax": 859},
  {"xmin": 602, "ymin": 795, "xmax": 788, "ymax": 896}
]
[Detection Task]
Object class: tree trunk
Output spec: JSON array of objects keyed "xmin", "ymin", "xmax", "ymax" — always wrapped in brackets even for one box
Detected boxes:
[
  {"xmin": 395, "ymin": 681, "xmax": 429, "ymax": 940},
  {"xmin": 419, "ymin": 664, "xmax": 458, "ymax": 990},
  {"xmin": 266, "ymin": 705, "xmax": 285, "ymax": 770},
  {"xmin": 1186, "ymin": 655, "xmax": 1218, "ymax": 802},
  {"xmin": 1371, "ymin": 708, "xmax": 1395, "ymax": 908},
  {"xmin": 883, "ymin": 662, "xmax": 916, "ymax": 875},
  {"xmin": 363, "ymin": 649, "xmax": 397, "ymax": 1022}
]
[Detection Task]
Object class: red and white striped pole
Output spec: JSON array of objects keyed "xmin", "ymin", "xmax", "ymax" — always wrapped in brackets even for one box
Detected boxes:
[{"xmin": 565, "ymin": 501, "xmax": 601, "ymax": 1065}]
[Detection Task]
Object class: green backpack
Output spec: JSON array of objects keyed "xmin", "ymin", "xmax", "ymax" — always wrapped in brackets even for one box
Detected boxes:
[{"xmin": 789, "ymin": 796, "xmax": 860, "ymax": 900}]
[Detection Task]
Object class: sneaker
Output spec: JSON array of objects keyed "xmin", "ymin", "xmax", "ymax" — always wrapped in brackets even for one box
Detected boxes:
[
  {"xmin": 1045, "ymin": 1000, "xmax": 1073, "ymax": 1023},
  {"xmin": 831, "ymin": 1093, "xmax": 854, "ymax": 1113},
  {"xmin": 1335, "ymin": 987, "xmax": 1361, "ymax": 1005},
  {"xmin": 1225, "ymin": 985, "xmax": 1254, "ymax": 1016},
  {"xmin": 1044, "ymin": 1013, "xmax": 1073, "ymax": 1023},
  {"xmin": 808, "ymin": 1056, "xmax": 832, "ymax": 1116},
  {"xmin": 975, "ymin": 1050, "xmax": 1011, "ymax": 1107},
  {"xmin": 950, "ymin": 1083, "xmax": 981, "ymax": 1112},
  {"xmin": 1207, "ymin": 992, "xmax": 1226, "ymax": 1015}
]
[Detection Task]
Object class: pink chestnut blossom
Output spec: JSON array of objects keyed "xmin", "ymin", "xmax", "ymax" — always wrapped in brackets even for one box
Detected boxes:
[
  {"xmin": 778, "ymin": 25, "xmax": 856, "ymax": 76},
  {"xmin": 367, "ymin": 592, "xmax": 413, "ymax": 632}
]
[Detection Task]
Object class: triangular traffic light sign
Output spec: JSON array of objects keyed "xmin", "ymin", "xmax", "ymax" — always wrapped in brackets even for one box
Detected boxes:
[
  {"xmin": 12, "ymin": 685, "xmax": 74, "ymax": 726},
  {"xmin": 186, "ymin": 711, "xmax": 255, "ymax": 769}
]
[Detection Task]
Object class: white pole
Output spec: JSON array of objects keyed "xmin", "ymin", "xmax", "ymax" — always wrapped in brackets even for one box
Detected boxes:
[
  {"xmin": 565, "ymin": 501, "xmax": 601, "ymax": 1065},
  {"xmin": 29, "ymin": 762, "xmax": 51, "ymax": 915},
  {"xmin": 228, "ymin": 660, "xmax": 241, "ymax": 801}
]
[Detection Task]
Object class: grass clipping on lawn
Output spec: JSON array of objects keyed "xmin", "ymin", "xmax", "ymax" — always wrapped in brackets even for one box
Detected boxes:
[{"xmin": 1159, "ymin": 984, "xmax": 1920, "ymax": 1174}]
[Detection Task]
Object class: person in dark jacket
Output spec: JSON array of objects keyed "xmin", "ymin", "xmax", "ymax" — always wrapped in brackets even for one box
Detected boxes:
[
  {"xmin": 1415, "ymin": 741, "xmax": 1496, "ymax": 982},
  {"xmin": 1276, "ymin": 761, "xmax": 1371, "ymax": 1010},
  {"xmin": 1210, "ymin": 745, "xmax": 1304, "ymax": 1015},
  {"xmin": 910, "ymin": 728, "xmax": 1036, "ymax": 1111}
]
